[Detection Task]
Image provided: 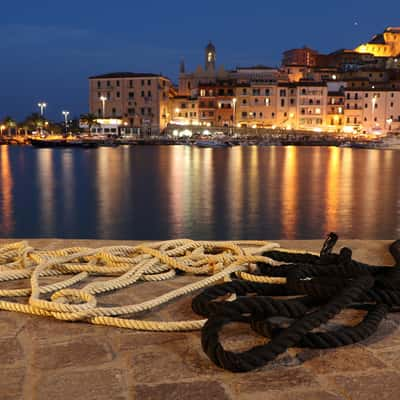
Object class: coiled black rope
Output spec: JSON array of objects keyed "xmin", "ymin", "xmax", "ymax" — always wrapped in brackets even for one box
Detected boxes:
[{"xmin": 192, "ymin": 233, "xmax": 400, "ymax": 372}]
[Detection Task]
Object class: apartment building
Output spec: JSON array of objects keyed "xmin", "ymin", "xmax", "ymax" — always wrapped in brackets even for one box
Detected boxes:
[
  {"xmin": 89, "ymin": 72, "xmax": 174, "ymax": 133},
  {"xmin": 344, "ymin": 88, "xmax": 400, "ymax": 133}
]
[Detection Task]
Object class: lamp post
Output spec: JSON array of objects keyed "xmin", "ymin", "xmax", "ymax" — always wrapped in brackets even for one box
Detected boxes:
[
  {"xmin": 386, "ymin": 118, "xmax": 393, "ymax": 133},
  {"xmin": 62, "ymin": 111, "xmax": 70, "ymax": 135},
  {"xmin": 38, "ymin": 102, "xmax": 47, "ymax": 117},
  {"xmin": 232, "ymin": 98, "xmax": 237, "ymax": 134},
  {"xmin": 371, "ymin": 95, "xmax": 377, "ymax": 134},
  {"xmin": 100, "ymin": 96, "xmax": 107, "ymax": 118},
  {"xmin": 100, "ymin": 96, "xmax": 107, "ymax": 135}
]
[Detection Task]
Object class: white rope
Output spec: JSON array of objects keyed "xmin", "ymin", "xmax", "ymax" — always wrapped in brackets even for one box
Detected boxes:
[{"xmin": 0, "ymin": 240, "xmax": 286, "ymax": 331}]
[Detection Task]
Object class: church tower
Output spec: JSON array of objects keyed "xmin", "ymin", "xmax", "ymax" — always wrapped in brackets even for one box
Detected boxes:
[{"xmin": 205, "ymin": 41, "xmax": 216, "ymax": 72}]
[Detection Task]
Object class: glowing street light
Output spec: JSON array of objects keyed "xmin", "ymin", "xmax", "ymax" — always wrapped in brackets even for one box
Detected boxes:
[
  {"xmin": 100, "ymin": 96, "xmax": 107, "ymax": 118},
  {"xmin": 232, "ymin": 98, "xmax": 237, "ymax": 129},
  {"xmin": 0, "ymin": 125, "xmax": 5, "ymax": 136},
  {"xmin": 62, "ymin": 111, "xmax": 70, "ymax": 135},
  {"xmin": 38, "ymin": 102, "xmax": 47, "ymax": 116}
]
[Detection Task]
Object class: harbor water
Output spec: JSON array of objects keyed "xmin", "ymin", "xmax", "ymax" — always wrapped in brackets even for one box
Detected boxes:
[{"xmin": 0, "ymin": 145, "xmax": 399, "ymax": 239}]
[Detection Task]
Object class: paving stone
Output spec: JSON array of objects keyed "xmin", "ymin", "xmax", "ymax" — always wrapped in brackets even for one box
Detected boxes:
[
  {"xmin": 24, "ymin": 316, "xmax": 105, "ymax": 341},
  {"xmin": 31, "ymin": 336, "xmax": 115, "ymax": 370},
  {"xmin": 135, "ymin": 381, "xmax": 231, "ymax": 400},
  {"xmin": 237, "ymin": 390, "xmax": 345, "ymax": 400},
  {"xmin": 360, "ymin": 319, "xmax": 400, "ymax": 349},
  {"xmin": 271, "ymin": 390, "xmax": 345, "ymax": 400},
  {"xmin": 0, "ymin": 337, "xmax": 23, "ymax": 365},
  {"xmin": 373, "ymin": 350, "xmax": 400, "ymax": 369},
  {"xmin": 228, "ymin": 367, "xmax": 318, "ymax": 395},
  {"xmin": 116, "ymin": 331, "xmax": 193, "ymax": 351},
  {"xmin": 130, "ymin": 342, "xmax": 226, "ymax": 383},
  {"xmin": 0, "ymin": 367, "xmax": 25, "ymax": 400},
  {"xmin": 33, "ymin": 369, "xmax": 127, "ymax": 400},
  {"xmin": 300, "ymin": 346, "xmax": 386, "ymax": 374},
  {"xmin": 331, "ymin": 371, "xmax": 400, "ymax": 400}
]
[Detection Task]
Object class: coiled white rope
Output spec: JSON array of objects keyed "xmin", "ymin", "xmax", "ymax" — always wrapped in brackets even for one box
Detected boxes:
[{"xmin": 0, "ymin": 239, "xmax": 290, "ymax": 331}]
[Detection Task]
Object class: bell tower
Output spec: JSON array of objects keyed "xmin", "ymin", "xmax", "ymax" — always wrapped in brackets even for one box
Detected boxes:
[{"xmin": 205, "ymin": 41, "xmax": 216, "ymax": 72}]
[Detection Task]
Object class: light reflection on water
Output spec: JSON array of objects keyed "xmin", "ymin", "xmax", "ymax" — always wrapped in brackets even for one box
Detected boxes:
[{"xmin": 0, "ymin": 145, "xmax": 399, "ymax": 239}]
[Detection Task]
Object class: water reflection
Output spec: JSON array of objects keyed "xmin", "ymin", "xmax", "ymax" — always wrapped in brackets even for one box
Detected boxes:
[
  {"xmin": 0, "ymin": 145, "xmax": 399, "ymax": 239},
  {"xmin": 0, "ymin": 146, "xmax": 14, "ymax": 235}
]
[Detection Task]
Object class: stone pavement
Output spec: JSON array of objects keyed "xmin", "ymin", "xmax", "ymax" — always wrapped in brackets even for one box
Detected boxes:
[{"xmin": 1, "ymin": 239, "xmax": 400, "ymax": 400}]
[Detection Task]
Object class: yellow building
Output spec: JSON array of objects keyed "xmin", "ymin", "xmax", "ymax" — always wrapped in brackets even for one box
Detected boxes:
[{"xmin": 355, "ymin": 27, "xmax": 400, "ymax": 57}]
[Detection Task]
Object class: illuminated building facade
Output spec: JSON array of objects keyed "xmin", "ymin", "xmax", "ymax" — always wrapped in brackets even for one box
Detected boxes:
[
  {"xmin": 355, "ymin": 27, "xmax": 400, "ymax": 58},
  {"xmin": 89, "ymin": 72, "xmax": 174, "ymax": 133},
  {"xmin": 344, "ymin": 87, "xmax": 400, "ymax": 133}
]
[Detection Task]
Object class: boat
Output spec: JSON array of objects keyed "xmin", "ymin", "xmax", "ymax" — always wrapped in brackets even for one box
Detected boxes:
[
  {"xmin": 195, "ymin": 140, "xmax": 229, "ymax": 148},
  {"xmin": 31, "ymin": 138, "xmax": 67, "ymax": 148}
]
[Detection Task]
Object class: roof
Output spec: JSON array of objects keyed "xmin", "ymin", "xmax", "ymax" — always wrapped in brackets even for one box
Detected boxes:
[
  {"xmin": 89, "ymin": 72, "xmax": 165, "ymax": 79},
  {"xmin": 369, "ymin": 34, "xmax": 386, "ymax": 44}
]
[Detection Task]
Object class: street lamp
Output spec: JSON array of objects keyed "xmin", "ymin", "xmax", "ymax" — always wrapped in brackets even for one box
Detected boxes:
[
  {"xmin": 0, "ymin": 125, "xmax": 5, "ymax": 137},
  {"xmin": 386, "ymin": 118, "xmax": 393, "ymax": 132},
  {"xmin": 62, "ymin": 111, "xmax": 70, "ymax": 135},
  {"xmin": 38, "ymin": 102, "xmax": 47, "ymax": 116},
  {"xmin": 232, "ymin": 98, "xmax": 237, "ymax": 133},
  {"xmin": 100, "ymin": 96, "xmax": 107, "ymax": 118}
]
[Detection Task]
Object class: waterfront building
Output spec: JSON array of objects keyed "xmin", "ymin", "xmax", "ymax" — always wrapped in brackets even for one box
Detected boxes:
[
  {"xmin": 235, "ymin": 81, "xmax": 279, "ymax": 128},
  {"xmin": 170, "ymin": 95, "xmax": 200, "ymax": 126},
  {"xmin": 89, "ymin": 72, "xmax": 174, "ymax": 134},
  {"xmin": 344, "ymin": 86, "xmax": 400, "ymax": 133}
]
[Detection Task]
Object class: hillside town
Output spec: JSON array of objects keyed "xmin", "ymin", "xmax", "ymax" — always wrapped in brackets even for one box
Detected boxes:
[{"xmin": 87, "ymin": 27, "xmax": 400, "ymax": 137}]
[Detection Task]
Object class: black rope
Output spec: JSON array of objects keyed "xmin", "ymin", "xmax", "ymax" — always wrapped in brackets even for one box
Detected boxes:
[{"xmin": 192, "ymin": 234, "xmax": 400, "ymax": 372}]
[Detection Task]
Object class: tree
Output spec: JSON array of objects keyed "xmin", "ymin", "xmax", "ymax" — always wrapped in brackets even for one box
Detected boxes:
[
  {"xmin": 23, "ymin": 113, "xmax": 45, "ymax": 133},
  {"xmin": 80, "ymin": 113, "xmax": 98, "ymax": 136},
  {"xmin": 2, "ymin": 116, "xmax": 17, "ymax": 136}
]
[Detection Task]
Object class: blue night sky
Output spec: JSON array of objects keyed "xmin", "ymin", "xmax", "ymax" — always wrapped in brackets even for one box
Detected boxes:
[{"xmin": 0, "ymin": 0, "xmax": 399, "ymax": 121}]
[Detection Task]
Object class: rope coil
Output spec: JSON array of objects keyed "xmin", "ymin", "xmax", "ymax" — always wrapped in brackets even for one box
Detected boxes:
[
  {"xmin": 0, "ymin": 239, "xmax": 282, "ymax": 330},
  {"xmin": 193, "ymin": 233, "xmax": 400, "ymax": 372}
]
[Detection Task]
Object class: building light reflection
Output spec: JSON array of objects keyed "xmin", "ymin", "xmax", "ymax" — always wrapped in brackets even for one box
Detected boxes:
[
  {"xmin": 0, "ymin": 146, "xmax": 14, "ymax": 235},
  {"xmin": 282, "ymin": 146, "xmax": 298, "ymax": 238},
  {"xmin": 37, "ymin": 149, "xmax": 55, "ymax": 234}
]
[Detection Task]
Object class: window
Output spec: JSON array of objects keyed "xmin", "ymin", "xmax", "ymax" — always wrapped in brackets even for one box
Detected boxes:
[
  {"xmin": 243, "ymin": 88, "xmax": 247, "ymax": 95},
  {"xmin": 141, "ymin": 91, "xmax": 145, "ymax": 97},
  {"xmin": 129, "ymin": 92, "xmax": 134, "ymax": 99},
  {"xmin": 290, "ymin": 99, "xmax": 295, "ymax": 105},
  {"xmin": 148, "ymin": 91, "xmax": 152, "ymax": 97},
  {"xmin": 265, "ymin": 89, "xmax": 270, "ymax": 96},
  {"xmin": 280, "ymin": 89, "xmax": 286, "ymax": 97},
  {"xmin": 259, "ymin": 112, "xmax": 263, "ymax": 117},
  {"xmin": 365, "ymin": 93, "xmax": 369, "ymax": 98},
  {"xmin": 97, "ymin": 81, "xmax": 101, "ymax": 89},
  {"xmin": 391, "ymin": 102, "xmax": 394, "ymax": 107},
  {"xmin": 129, "ymin": 80, "xmax": 133, "ymax": 88},
  {"xmin": 148, "ymin": 80, "xmax": 151, "ymax": 85},
  {"xmin": 281, "ymin": 99, "xmax": 285, "ymax": 107},
  {"xmin": 141, "ymin": 108, "xmax": 145, "ymax": 115},
  {"xmin": 128, "ymin": 108, "xmax": 135, "ymax": 115},
  {"xmin": 141, "ymin": 80, "xmax": 145, "ymax": 86},
  {"xmin": 107, "ymin": 81, "xmax": 110, "ymax": 87},
  {"xmin": 242, "ymin": 99, "xmax": 247, "ymax": 105},
  {"xmin": 241, "ymin": 112, "xmax": 248, "ymax": 117},
  {"xmin": 200, "ymin": 89, "xmax": 206, "ymax": 97},
  {"xmin": 112, "ymin": 108, "xmax": 116, "ymax": 115},
  {"xmin": 116, "ymin": 80, "xmax": 120, "ymax": 87},
  {"xmin": 209, "ymin": 111, "xmax": 214, "ymax": 117},
  {"xmin": 116, "ymin": 92, "xmax": 120, "ymax": 98}
]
